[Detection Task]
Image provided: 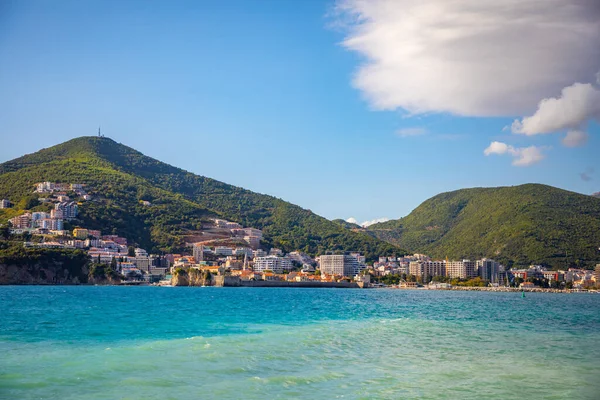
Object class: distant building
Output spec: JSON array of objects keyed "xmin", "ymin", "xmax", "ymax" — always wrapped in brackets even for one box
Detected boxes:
[
  {"xmin": 477, "ymin": 258, "xmax": 500, "ymax": 283},
  {"xmin": 253, "ymin": 249, "xmax": 267, "ymax": 258},
  {"xmin": 9, "ymin": 213, "xmax": 32, "ymax": 229},
  {"xmin": 134, "ymin": 248, "xmax": 148, "ymax": 257},
  {"xmin": 542, "ymin": 270, "xmax": 564, "ymax": 283},
  {"xmin": 55, "ymin": 201, "xmax": 78, "ymax": 219},
  {"xmin": 0, "ymin": 199, "xmax": 11, "ymax": 209},
  {"xmin": 288, "ymin": 251, "xmax": 314, "ymax": 266},
  {"xmin": 269, "ymin": 248, "xmax": 284, "ymax": 257},
  {"xmin": 234, "ymin": 227, "xmax": 262, "ymax": 249},
  {"xmin": 319, "ymin": 254, "xmax": 359, "ymax": 277},
  {"xmin": 35, "ymin": 182, "xmax": 56, "ymax": 193},
  {"xmin": 73, "ymin": 228, "xmax": 89, "ymax": 239},
  {"xmin": 595, "ymin": 264, "xmax": 600, "ymax": 285},
  {"xmin": 215, "ymin": 246, "xmax": 233, "ymax": 256},
  {"xmin": 254, "ymin": 255, "xmax": 292, "ymax": 274},
  {"xmin": 39, "ymin": 218, "xmax": 63, "ymax": 230},
  {"xmin": 84, "ymin": 238, "xmax": 100, "ymax": 248},
  {"xmin": 447, "ymin": 260, "xmax": 476, "ymax": 279},
  {"xmin": 31, "ymin": 212, "xmax": 51, "ymax": 221},
  {"xmin": 213, "ymin": 219, "xmax": 242, "ymax": 230},
  {"xmin": 350, "ymin": 252, "xmax": 366, "ymax": 265},
  {"xmin": 234, "ymin": 247, "xmax": 253, "ymax": 257},
  {"xmin": 101, "ymin": 235, "xmax": 128, "ymax": 246},
  {"xmin": 50, "ymin": 209, "xmax": 63, "ymax": 219},
  {"xmin": 193, "ymin": 243, "xmax": 204, "ymax": 263},
  {"xmin": 409, "ymin": 260, "xmax": 446, "ymax": 280},
  {"xmin": 244, "ymin": 236, "xmax": 261, "ymax": 249}
]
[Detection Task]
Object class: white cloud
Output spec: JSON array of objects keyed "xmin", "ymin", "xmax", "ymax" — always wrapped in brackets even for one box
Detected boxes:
[
  {"xmin": 484, "ymin": 141, "xmax": 545, "ymax": 167},
  {"xmin": 511, "ymin": 147, "xmax": 546, "ymax": 167},
  {"xmin": 562, "ymin": 130, "xmax": 589, "ymax": 148},
  {"xmin": 483, "ymin": 141, "xmax": 509, "ymax": 156},
  {"xmin": 361, "ymin": 217, "xmax": 390, "ymax": 227},
  {"xmin": 512, "ymin": 83, "xmax": 600, "ymax": 135},
  {"xmin": 396, "ymin": 127, "xmax": 427, "ymax": 137},
  {"xmin": 346, "ymin": 217, "xmax": 390, "ymax": 227},
  {"xmin": 336, "ymin": 0, "xmax": 600, "ymax": 117}
]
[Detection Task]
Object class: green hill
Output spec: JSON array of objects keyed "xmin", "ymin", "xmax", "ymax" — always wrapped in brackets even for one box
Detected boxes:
[
  {"xmin": 0, "ymin": 136, "xmax": 403, "ymax": 260},
  {"xmin": 366, "ymin": 184, "xmax": 600, "ymax": 268},
  {"xmin": 332, "ymin": 219, "xmax": 363, "ymax": 230}
]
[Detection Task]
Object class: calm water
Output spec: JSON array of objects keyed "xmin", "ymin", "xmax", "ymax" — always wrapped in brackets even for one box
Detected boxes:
[{"xmin": 1, "ymin": 287, "xmax": 599, "ymax": 399}]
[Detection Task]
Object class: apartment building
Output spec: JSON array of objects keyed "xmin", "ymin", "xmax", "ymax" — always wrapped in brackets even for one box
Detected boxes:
[
  {"xmin": 253, "ymin": 255, "xmax": 292, "ymax": 274},
  {"xmin": 446, "ymin": 260, "xmax": 476, "ymax": 279},
  {"xmin": 319, "ymin": 254, "xmax": 359, "ymax": 277}
]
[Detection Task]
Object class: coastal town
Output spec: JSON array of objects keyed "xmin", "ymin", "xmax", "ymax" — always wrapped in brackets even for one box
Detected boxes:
[{"xmin": 2, "ymin": 181, "xmax": 600, "ymax": 290}]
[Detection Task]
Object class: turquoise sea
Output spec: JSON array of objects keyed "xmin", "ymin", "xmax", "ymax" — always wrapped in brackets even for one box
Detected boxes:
[{"xmin": 1, "ymin": 287, "xmax": 599, "ymax": 399}]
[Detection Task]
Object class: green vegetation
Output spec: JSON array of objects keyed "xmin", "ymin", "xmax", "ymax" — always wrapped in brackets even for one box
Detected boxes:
[
  {"xmin": 366, "ymin": 184, "xmax": 600, "ymax": 268},
  {"xmin": 0, "ymin": 137, "xmax": 404, "ymax": 261},
  {"xmin": 332, "ymin": 219, "xmax": 363, "ymax": 230},
  {"xmin": 0, "ymin": 240, "xmax": 90, "ymax": 283},
  {"xmin": 88, "ymin": 262, "xmax": 121, "ymax": 282}
]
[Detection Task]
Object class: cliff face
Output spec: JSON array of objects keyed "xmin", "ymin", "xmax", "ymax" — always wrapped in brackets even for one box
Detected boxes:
[
  {"xmin": 171, "ymin": 269, "xmax": 212, "ymax": 286},
  {"xmin": 0, "ymin": 262, "xmax": 88, "ymax": 285}
]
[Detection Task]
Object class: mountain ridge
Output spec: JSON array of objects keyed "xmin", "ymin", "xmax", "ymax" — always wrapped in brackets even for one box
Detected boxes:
[
  {"xmin": 0, "ymin": 136, "xmax": 403, "ymax": 261},
  {"xmin": 366, "ymin": 184, "xmax": 600, "ymax": 268}
]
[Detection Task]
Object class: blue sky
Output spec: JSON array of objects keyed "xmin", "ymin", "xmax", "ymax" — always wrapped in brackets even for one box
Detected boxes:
[{"xmin": 0, "ymin": 0, "xmax": 598, "ymax": 225}]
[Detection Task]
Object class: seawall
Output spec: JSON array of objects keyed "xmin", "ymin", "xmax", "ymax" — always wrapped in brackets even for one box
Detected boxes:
[{"xmin": 213, "ymin": 275, "xmax": 365, "ymax": 288}]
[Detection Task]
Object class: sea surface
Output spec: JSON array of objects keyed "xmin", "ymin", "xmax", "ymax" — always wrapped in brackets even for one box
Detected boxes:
[{"xmin": 1, "ymin": 287, "xmax": 599, "ymax": 399}]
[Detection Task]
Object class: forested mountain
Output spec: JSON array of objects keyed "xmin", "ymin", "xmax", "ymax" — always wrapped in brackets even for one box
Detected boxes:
[
  {"xmin": 0, "ymin": 137, "xmax": 403, "ymax": 260},
  {"xmin": 366, "ymin": 184, "xmax": 600, "ymax": 268}
]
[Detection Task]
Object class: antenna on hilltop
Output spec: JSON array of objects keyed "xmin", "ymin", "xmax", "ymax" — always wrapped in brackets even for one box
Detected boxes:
[{"xmin": 97, "ymin": 126, "xmax": 105, "ymax": 138}]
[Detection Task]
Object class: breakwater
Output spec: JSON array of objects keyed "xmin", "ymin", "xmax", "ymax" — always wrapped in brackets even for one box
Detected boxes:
[{"xmin": 213, "ymin": 275, "xmax": 364, "ymax": 288}]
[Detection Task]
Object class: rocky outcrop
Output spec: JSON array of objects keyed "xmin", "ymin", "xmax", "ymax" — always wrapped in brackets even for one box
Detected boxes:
[{"xmin": 171, "ymin": 268, "xmax": 212, "ymax": 286}]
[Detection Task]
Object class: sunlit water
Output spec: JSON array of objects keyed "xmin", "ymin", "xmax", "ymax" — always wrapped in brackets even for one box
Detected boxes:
[{"xmin": 1, "ymin": 286, "xmax": 599, "ymax": 399}]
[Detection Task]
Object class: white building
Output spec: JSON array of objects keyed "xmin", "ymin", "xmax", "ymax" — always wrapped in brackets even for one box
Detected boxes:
[
  {"xmin": 215, "ymin": 246, "xmax": 233, "ymax": 256},
  {"xmin": 213, "ymin": 219, "xmax": 242, "ymax": 230},
  {"xmin": 447, "ymin": 260, "xmax": 477, "ymax": 279},
  {"xmin": 134, "ymin": 248, "xmax": 148, "ymax": 257},
  {"xmin": 0, "ymin": 199, "xmax": 11, "ymax": 209},
  {"xmin": 253, "ymin": 255, "xmax": 292, "ymax": 274},
  {"xmin": 35, "ymin": 182, "xmax": 56, "ymax": 193},
  {"xmin": 234, "ymin": 247, "xmax": 253, "ymax": 257},
  {"xmin": 319, "ymin": 254, "xmax": 359, "ymax": 277},
  {"xmin": 37, "ymin": 218, "xmax": 63, "ymax": 230}
]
